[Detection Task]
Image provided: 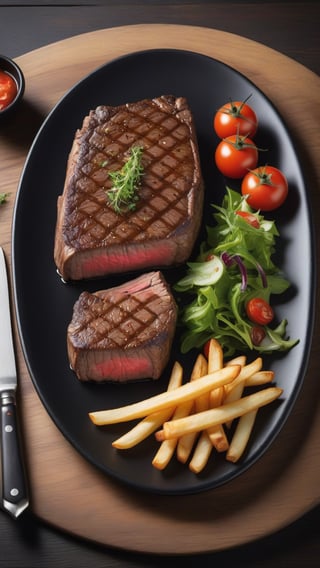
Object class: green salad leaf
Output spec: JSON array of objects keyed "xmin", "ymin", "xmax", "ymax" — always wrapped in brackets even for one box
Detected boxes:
[{"xmin": 175, "ymin": 188, "xmax": 299, "ymax": 356}]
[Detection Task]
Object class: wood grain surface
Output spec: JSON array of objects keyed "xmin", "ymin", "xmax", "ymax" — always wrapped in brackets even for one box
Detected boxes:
[{"xmin": 0, "ymin": 24, "xmax": 319, "ymax": 555}]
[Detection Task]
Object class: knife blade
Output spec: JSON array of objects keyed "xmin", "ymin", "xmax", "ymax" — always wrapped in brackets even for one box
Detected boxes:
[{"xmin": 0, "ymin": 247, "xmax": 28, "ymax": 518}]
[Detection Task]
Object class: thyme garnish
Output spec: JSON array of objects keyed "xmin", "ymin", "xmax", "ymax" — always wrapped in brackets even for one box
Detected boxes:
[
  {"xmin": 0, "ymin": 193, "xmax": 8, "ymax": 205},
  {"xmin": 106, "ymin": 146, "xmax": 144, "ymax": 214}
]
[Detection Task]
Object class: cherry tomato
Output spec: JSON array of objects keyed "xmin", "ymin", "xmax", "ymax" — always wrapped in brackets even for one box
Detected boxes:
[
  {"xmin": 214, "ymin": 98, "xmax": 258, "ymax": 139},
  {"xmin": 215, "ymin": 134, "xmax": 258, "ymax": 179},
  {"xmin": 235, "ymin": 210, "xmax": 260, "ymax": 228},
  {"xmin": 241, "ymin": 165, "xmax": 288, "ymax": 211},
  {"xmin": 0, "ymin": 70, "xmax": 17, "ymax": 111},
  {"xmin": 250, "ymin": 326, "xmax": 266, "ymax": 346},
  {"xmin": 246, "ymin": 297, "xmax": 274, "ymax": 326}
]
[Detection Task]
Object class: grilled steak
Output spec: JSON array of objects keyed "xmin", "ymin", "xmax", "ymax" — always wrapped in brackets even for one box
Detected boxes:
[
  {"xmin": 54, "ymin": 95, "xmax": 204, "ymax": 281},
  {"xmin": 67, "ymin": 271, "xmax": 177, "ymax": 382}
]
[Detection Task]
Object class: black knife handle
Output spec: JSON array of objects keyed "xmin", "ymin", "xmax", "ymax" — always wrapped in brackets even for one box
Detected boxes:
[{"xmin": 0, "ymin": 391, "xmax": 29, "ymax": 518}]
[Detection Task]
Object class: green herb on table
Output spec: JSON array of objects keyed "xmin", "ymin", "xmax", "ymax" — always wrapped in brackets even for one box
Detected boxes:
[
  {"xmin": 0, "ymin": 193, "xmax": 8, "ymax": 205},
  {"xmin": 106, "ymin": 146, "xmax": 144, "ymax": 214}
]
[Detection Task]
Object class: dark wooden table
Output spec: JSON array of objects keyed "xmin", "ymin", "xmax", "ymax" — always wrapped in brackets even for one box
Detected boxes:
[{"xmin": 0, "ymin": 2, "xmax": 319, "ymax": 567}]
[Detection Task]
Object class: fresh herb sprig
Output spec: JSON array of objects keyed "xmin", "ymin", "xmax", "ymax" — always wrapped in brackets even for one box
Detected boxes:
[
  {"xmin": 107, "ymin": 146, "xmax": 144, "ymax": 214},
  {"xmin": 0, "ymin": 193, "xmax": 8, "ymax": 205}
]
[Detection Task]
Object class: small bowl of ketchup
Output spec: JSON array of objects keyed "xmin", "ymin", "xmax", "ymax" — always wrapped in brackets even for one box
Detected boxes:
[{"xmin": 0, "ymin": 55, "xmax": 25, "ymax": 120}]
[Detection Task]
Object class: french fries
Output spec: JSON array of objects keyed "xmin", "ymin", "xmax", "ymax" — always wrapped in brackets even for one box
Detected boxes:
[
  {"xmin": 223, "ymin": 357, "xmax": 263, "ymax": 396},
  {"xmin": 152, "ymin": 360, "xmax": 197, "ymax": 469},
  {"xmin": 226, "ymin": 410, "xmax": 258, "ymax": 463},
  {"xmin": 88, "ymin": 339, "xmax": 283, "ymax": 476},
  {"xmin": 89, "ymin": 364, "xmax": 240, "ymax": 425},
  {"xmin": 157, "ymin": 387, "xmax": 282, "ymax": 440},
  {"xmin": 152, "ymin": 397, "xmax": 194, "ymax": 470},
  {"xmin": 112, "ymin": 361, "xmax": 183, "ymax": 450},
  {"xmin": 223, "ymin": 368, "xmax": 274, "ymax": 429}
]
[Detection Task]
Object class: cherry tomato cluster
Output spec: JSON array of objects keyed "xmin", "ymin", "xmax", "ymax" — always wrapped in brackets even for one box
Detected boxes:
[
  {"xmin": 209, "ymin": 96, "xmax": 291, "ymax": 347},
  {"xmin": 213, "ymin": 96, "xmax": 288, "ymax": 211}
]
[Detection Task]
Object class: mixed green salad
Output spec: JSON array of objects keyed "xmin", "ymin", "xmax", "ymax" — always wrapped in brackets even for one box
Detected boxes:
[{"xmin": 175, "ymin": 188, "xmax": 299, "ymax": 356}]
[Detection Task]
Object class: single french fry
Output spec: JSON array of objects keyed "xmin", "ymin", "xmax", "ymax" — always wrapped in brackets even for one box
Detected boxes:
[
  {"xmin": 207, "ymin": 425, "xmax": 229, "ymax": 452},
  {"xmin": 176, "ymin": 354, "xmax": 207, "ymax": 463},
  {"xmin": 191, "ymin": 353, "xmax": 208, "ymax": 381},
  {"xmin": 209, "ymin": 386, "xmax": 223, "ymax": 408},
  {"xmin": 177, "ymin": 384, "xmax": 212, "ymax": 461},
  {"xmin": 193, "ymin": 356, "xmax": 210, "ymax": 412},
  {"xmin": 245, "ymin": 370, "xmax": 274, "ymax": 387},
  {"xmin": 222, "ymin": 358, "xmax": 263, "ymax": 429},
  {"xmin": 223, "ymin": 368, "xmax": 273, "ymax": 430},
  {"xmin": 189, "ymin": 431, "xmax": 213, "ymax": 473},
  {"xmin": 112, "ymin": 409, "xmax": 174, "ymax": 449},
  {"xmin": 223, "ymin": 357, "xmax": 263, "ymax": 396},
  {"xmin": 207, "ymin": 421, "xmax": 229, "ymax": 452},
  {"xmin": 206, "ymin": 338, "xmax": 228, "ymax": 451},
  {"xmin": 207, "ymin": 338, "xmax": 224, "ymax": 372},
  {"xmin": 152, "ymin": 437, "xmax": 178, "ymax": 470},
  {"xmin": 225, "ymin": 355, "xmax": 247, "ymax": 368},
  {"xmin": 226, "ymin": 409, "xmax": 258, "ymax": 463},
  {"xmin": 167, "ymin": 361, "xmax": 184, "ymax": 390},
  {"xmin": 207, "ymin": 339, "xmax": 224, "ymax": 408},
  {"xmin": 89, "ymin": 364, "xmax": 240, "ymax": 425},
  {"xmin": 158, "ymin": 387, "xmax": 283, "ymax": 441},
  {"xmin": 224, "ymin": 381, "xmax": 245, "ymax": 405},
  {"xmin": 223, "ymin": 382, "xmax": 245, "ymax": 429},
  {"xmin": 112, "ymin": 361, "xmax": 183, "ymax": 449},
  {"xmin": 152, "ymin": 397, "xmax": 193, "ymax": 470},
  {"xmin": 195, "ymin": 390, "xmax": 210, "ymax": 413},
  {"xmin": 176, "ymin": 427, "xmax": 198, "ymax": 463}
]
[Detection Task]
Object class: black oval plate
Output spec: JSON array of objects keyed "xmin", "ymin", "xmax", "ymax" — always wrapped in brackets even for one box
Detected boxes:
[{"xmin": 12, "ymin": 49, "xmax": 315, "ymax": 495}]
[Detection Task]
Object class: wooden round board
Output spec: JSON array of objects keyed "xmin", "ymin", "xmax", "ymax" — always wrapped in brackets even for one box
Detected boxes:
[{"xmin": 1, "ymin": 25, "xmax": 319, "ymax": 554}]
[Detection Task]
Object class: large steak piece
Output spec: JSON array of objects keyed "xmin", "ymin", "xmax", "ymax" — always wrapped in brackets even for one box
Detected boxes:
[
  {"xmin": 67, "ymin": 271, "xmax": 177, "ymax": 382},
  {"xmin": 54, "ymin": 95, "xmax": 204, "ymax": 281}
]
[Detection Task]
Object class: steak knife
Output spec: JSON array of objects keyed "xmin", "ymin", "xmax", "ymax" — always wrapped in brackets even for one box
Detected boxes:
[{"xmin": 0, "ymin": 247, "xmax": 28, "ymax": 518}]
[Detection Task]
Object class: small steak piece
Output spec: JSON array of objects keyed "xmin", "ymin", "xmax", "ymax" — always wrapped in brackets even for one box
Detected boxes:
[
  {"xmin": 67, "ymin": 271, "xmax": 177, "ymax": 382},
  {"xmin": 54, "ymin": 95, "xmax": 204, "ymax": 281}
]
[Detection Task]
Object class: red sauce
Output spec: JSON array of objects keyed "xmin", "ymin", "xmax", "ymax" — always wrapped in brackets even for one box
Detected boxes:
[{"xmin": 0, "ymin": 70, "xmax": 18, "ymax": 110}]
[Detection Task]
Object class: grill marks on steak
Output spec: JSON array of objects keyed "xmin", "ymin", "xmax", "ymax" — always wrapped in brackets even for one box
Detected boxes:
[
  {"xmin": 54, "ymin": 96, "xmax": 204, "ymax": 281},
  {"xmin": 67, "ymin": 271, "xmax": 177, "ymax": 382}
]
